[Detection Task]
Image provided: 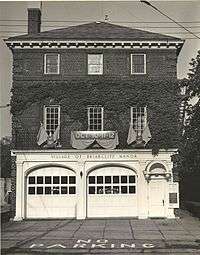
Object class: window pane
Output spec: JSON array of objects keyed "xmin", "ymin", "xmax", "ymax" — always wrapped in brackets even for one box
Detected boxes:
[
  {"xmin": 134, "ymin": 65, "xmax": 144, "ymax": 74},
  {"xmin": 45, "ymin": 176, "xmax": 51, "ymax": 184},
  {"xmin": 53, "ymin": 176, "xmax": 59, "ymax": 184},
  {"xmin": 89, "ymin": 186, "xmax": 95, "ymax": 194},
  {"xmin": 121, "ymin": 186, "xmax": 128, "ymax": 194},
  {"xmin": 69, "ymin": 187, "xmax": 76, "ymax": 194},
  {"xmin": 45, "ymin": 187, "xmax": 51, "ymax": 195},
  {"xmin": 88, "ymin": 106, "xmax": 103, "ymax": 130},
  {"xmin": 121, "ymin": 176, "xmax": 127, "ymax": 183},
  {"xmin": 88, "ymin": 54, "xmax": 102, "ymax": 64},
  {"xmin": 61, "ymin": 186, "xmax": 68, "ymax": 194},
  {"xmin": 47, "ymin": 65, "xmax": 58, "ymax": 74},
  {"xmin": 97, "ymin": 176, "xmax": 103, "ymax": 184},
  {"xmin": 37, "ymin": 187, "xmax": 43, "ymax": 195},
  {"xmin": 69, "ymin": 176, "xmax": 76, "ymax": 184},
  {"xmin": 45, "ymin": 106, "xmax": 60, "ymax": 134},
  {"xmin": 88, "ymin": 55, "xmax": 103, "ymax": 74},
  {"xmin": 113, "ymin": 176, "xmax": 119, "ymax": 183},
  {"xmin": 133, "ymin": 55, "xmax": 144, "ymax": 65},
  {"xmin": 129, "ymin": 176, "xmax": 135, "ymax": 183},
  {"xmin": 89, "ymin": 176, "xmax": 95, "ymax": 184},
  {"xmin": 53, "ymin": 186, "xmax": 59, "ymax": 194},
  {"xmin": 97, "ymin": 186, "xmax": 104, "ymax": 194},
  {"xmin": 105, "ymin": 186, "xmax": 112, "ymax": 194},
  {"xmin": 29, "ymin": 177, "xmax": 35, "ymax": 184},
  {"xmin": 28, "ymin": 187, "xmax": 35, "ymax": 195},
  {"xmin": 88, "ymin": 65, "xmax": 102, "ymax": 74},
  {"xmin": 37, "ymin": 176, "xmax": 43, "ymax": 184},
  {"xmin": 132, "ymin": 55, "xmax": 145, "ymax": 74},
  {"xmin": 129, "ymin": 186, "xmax": 136, "ymax": 194},
  {"xmin": 45, "ymin": 54, "xmax": 59, "ymax": 74},
  {"xmin": 113, "ymin": 186, "xmax": 119, "ymax": 194},
  {"xmin": 105, "ymin": 176, "xmax": 111, "ymax": 184},
  {"xmin": 61, "ymin": 176, "xmax": 68, "ymax": 184}
]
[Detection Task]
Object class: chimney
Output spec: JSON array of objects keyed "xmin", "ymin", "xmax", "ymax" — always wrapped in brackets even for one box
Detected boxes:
[{"xmin": 28, "ymin": 8, "xmax": 41, "ymax": 34}]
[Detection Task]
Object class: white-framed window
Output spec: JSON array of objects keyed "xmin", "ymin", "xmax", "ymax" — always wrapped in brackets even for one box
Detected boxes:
[
  {"xmin": 44, "ymin": 105, "xmax": 60, "ymax": 135},
  {"xmin": 44, "ymin": 53, "xmax": 60, "ymax": 74},
  {"xmin": 88, "ymin": 175, "xmax": 136, "ymax": 195},
  {"xmin": 88, "ymin": 54, "xmax": 103, "ymax": 75},
  {"xmin": 28, "ymin": 175, "xmax": 76, "ymax": 195},
  {"xmin": 87, "ymin": 106, "xmax": 103, "ymax": 131},
  {"xmin": 131, "ymin": 106, "xmax": 147, "ymax": 136},
  {"xmin": 131, "ymin": 54, "xmax": 146, "ymax": 74}
]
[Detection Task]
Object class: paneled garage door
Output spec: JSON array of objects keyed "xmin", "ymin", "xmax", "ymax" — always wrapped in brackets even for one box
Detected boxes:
[
  {"xmin": 87, "ymin": 166, "xmax": 137, "ymax": 218},
  {"xmin": 26, "ymin": 167, "xmax": 77, "ymax": 218}
]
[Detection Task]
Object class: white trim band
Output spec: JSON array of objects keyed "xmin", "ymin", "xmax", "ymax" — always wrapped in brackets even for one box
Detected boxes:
[{"xmin": 5, "ymin": 40, "xmax": 184, "ymax": 50}]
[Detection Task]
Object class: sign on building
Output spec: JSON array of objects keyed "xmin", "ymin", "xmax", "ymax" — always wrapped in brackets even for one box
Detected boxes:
[{"xmin": 169, "ymin": 182, "xmax": 179, "ymax": 208}]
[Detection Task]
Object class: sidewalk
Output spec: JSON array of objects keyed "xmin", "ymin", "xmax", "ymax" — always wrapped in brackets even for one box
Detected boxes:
[{"xmin": 1, "ymin": 210, "xmax": 200, "ymax": 254}]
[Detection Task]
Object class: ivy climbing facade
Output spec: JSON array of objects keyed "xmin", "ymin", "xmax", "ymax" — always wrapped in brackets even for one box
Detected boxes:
[{"xmin": 5, "ymin": 8, "xmax": 184, "ymax": 220}]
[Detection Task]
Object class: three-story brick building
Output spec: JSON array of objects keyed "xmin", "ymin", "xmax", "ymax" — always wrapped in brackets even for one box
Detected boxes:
[{"xmin": 5, "ymin": 8, "xmax": 184, "ymax": 220}]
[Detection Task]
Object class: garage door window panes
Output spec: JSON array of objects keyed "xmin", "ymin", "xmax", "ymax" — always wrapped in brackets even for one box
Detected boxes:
[
  {"xmin": 28, "ymin": 175, "xmax": 76, "ymax": 195},
  {"xmin": 88, "ymin": 175, "xmax": 136, "ymax": 194}
]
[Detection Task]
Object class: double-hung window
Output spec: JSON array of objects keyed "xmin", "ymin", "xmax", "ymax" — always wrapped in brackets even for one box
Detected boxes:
[
  {"xmin": 131, "ymin": 54, "xmax": 146, "ymax": 74},
  {"xmin": 44, "ymin": 105, "xmax": 60, "ymax": 135},
  {"xmin": 131, "ymin": 106, "xmax": 147, "ymax": 136},
  {"xmin": 88, "ymin": 54, "xmax": 103, "ymax": 75},
  {"xmin": 87, "ymin": 106, "xmax": 103, "ymax": 131},
  {"xmin": 44, "ymin": 53, "xmax": 60, "ymax": 74}
]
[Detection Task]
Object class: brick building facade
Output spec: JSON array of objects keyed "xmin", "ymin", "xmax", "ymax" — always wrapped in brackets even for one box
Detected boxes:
[{"xmin": 5, "ymin": 8, "xmax": 184, "ymax": 220}]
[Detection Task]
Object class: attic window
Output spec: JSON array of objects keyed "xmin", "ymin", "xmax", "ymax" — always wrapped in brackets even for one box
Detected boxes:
[{"xmin": 44, "ymin": 53, "xmax": 60, "ymax": 74}]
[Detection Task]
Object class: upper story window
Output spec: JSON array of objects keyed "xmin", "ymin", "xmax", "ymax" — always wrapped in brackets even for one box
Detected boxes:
[
  {"xmin": 44, "ymin": 54, "xmax": 60, "ymax": 74},
  {"xmin": 131, "ymin": 106, "xmax": 147, "ymax": 136},
  {"xmin": 131, "ymin": 54, "xmax": 146, "ymax": 74},
  {"xmin": 87, "ymin": 106, "xmax": 103, "ymax": 131},
  {"xmin": 44, "ymin": 105, "xmax": 60, "ymax": 135},
  {"xmin": 88, "ymin": 54, "xmax": 103, "ymax": 75}
]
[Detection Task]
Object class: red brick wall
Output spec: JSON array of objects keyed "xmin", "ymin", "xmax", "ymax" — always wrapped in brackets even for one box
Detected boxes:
[
  {"xmin": 11, "ymin": 48, "xmax": 178, "ymax": 150},
  {"xmin": 13, "ymin": 48, "xmax": 177, "ymax": 79}
]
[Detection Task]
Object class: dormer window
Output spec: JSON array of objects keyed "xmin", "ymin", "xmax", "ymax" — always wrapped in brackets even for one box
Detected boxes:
[
  {"xmin": 44, "ymin": 53, "xmax": 60, "ymax": 74},
  {"xmin": 88, "ymin": 54, "xmax": 103, "ymax": 75},
  {"xmin": 87, "ymin": 106, "xmax": 104, "ymax": 131},
  {"xmin": 131, "ymin": 54, "xmax": 146, "ymax": 74}
]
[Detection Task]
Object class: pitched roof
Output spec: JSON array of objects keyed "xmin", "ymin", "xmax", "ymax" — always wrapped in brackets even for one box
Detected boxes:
[{"xmin": 7, "ymin": 21, "xmax": 182, "ymax": 41}]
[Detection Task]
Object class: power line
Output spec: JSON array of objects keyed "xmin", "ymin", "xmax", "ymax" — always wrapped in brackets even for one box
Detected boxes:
[
  {"xmin": 140, "ymin": 0, "xmax": 200, "ymax": 40},
  {"xmin": 0, "ymin": 19, "xmax": 200, "ymax": 24},
  {"xmin": 1, "ymin": 24, "xmax": 200, "ymax": 29}
]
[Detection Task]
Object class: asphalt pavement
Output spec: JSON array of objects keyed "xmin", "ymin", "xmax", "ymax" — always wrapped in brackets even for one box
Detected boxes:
[{"xmin": 1, "ymin": 210, "xmax": 200, "ymax": 254}]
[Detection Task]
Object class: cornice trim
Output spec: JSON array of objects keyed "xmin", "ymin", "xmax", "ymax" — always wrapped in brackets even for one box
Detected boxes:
[{"xmin": 5, "ymin": 40, "xmax": 184, "ymax": 50}]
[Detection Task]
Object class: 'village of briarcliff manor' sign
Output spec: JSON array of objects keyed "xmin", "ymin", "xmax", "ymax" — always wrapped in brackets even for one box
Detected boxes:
[{"xmin": 73, "ymin": 131, "xmax": 116, "ymax": 140}]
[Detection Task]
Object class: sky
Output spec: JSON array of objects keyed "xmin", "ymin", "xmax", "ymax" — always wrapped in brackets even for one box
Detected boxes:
[{"xmin": 0, "ymin": 0, "xmax": 200, "ymax": 138}]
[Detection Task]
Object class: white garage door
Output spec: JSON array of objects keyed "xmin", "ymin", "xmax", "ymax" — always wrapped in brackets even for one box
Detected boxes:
[
  {"xmin": 87, "ymin": 166, "xmax": 137, "ymax": 218},
  {"xmin": 26, "ymin": 167, "xmax": 77, "ymax": 218}
]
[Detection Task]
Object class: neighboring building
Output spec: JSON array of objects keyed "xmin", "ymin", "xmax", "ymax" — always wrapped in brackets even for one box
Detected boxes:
[
  {"xmin": 5, "ymin": 8, "xmax": 184, "ymax": 220},
  {"xmin": 0, "ymin": 136, "xmax": 12, "ymax": 206}
]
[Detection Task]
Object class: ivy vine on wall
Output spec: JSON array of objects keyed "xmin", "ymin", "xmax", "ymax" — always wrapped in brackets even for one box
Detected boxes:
[{"xmin": 11, "ymin": 77, "xmax": 182, "ymax": 154}]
